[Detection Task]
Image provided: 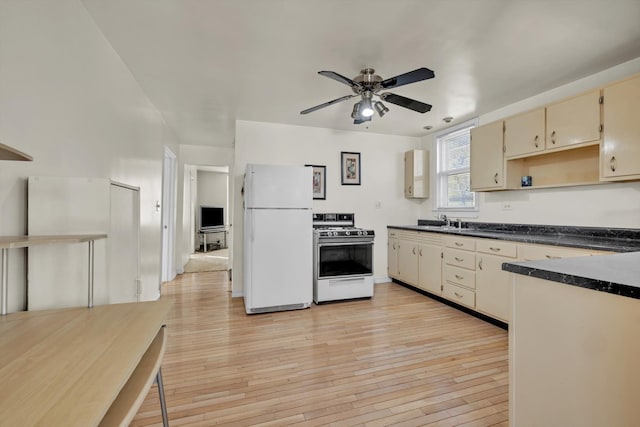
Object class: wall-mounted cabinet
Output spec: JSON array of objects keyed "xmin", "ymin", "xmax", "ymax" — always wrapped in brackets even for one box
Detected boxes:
[
  {"xmin": 471, "ymin": 72, "xmax": 640, "ymax": 192},
  {"xmin": 404, "ymin": 149, "xmax": 429, "ymax": 198},
  {"xmin": 601, "ymin": 74, "xmax": 640, "ymax": 181},
  {"xmin": 470, "ymin": 121, "xmax": 505, "ymax": 191},
  {"xmin": 504, "ymin": 108, "xmax": 545, "ymax": 158},
  {"xmin": 545, "ymin": 90, "xmax": 601, "ymax": 151}
]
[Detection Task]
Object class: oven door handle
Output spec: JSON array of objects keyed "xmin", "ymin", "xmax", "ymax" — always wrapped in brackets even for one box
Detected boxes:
[
  {"xmin": 330, "ymin": 277, "xmax": 365, "ymax": 283},
  {"xmin": 318, "ymin": 241, "xmax": 374, "ymax": 248}
]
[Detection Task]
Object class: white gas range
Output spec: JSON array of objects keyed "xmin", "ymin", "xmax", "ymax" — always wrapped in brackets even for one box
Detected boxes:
[{"xmin": 312, "ymin": 213, "xmax": 375, "ymax": 303}]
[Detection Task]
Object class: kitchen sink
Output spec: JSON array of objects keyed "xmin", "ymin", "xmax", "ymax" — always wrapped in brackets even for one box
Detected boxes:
[{"xmin": 415, "ymin": 225, "xmax": 474, "ymax": 232}]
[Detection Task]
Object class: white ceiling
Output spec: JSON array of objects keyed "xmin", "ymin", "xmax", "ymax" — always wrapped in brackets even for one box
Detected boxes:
[{"xmin": 81, "ymin": 0, "xmax": 640, "ymax": 146}]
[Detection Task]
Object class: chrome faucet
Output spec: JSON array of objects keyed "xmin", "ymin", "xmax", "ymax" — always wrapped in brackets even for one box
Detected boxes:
[{"xmin": 439, "ymin": 214, "xmax": 450, "ymax": 227}]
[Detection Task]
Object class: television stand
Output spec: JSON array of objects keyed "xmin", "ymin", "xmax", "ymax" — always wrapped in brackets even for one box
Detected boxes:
[{"xmin": 199, "ymin": 228, "xmax": 226, "ymax": 252}]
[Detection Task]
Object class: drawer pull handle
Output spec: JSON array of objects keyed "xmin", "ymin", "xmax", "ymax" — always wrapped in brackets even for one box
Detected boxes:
[
  {"xmin": 454, "ymin": 292, "xmax": 463, "ymax": 298},
  {"xmin": 493, "ymin": 173, "xmax": 499, "ymax": 184},
  {"xmin": 551, "ymin": 130, "xmax": 556, "ymax": 144},
  {"xmin": 545, "ymin": 255, "xmax": 561, "ymax": 259},
  {"xmin": 478, "ymin": 258, "xmax": 483, "ymax": 270},
  {"xmin": 419, "ymin": 248, "xmax": 423, "ymax": 256},
  {"xmin": 534, "ymin": 135, "xmax": 539, "ymax": 148},
  {"xmin": 454, "ymin": 242, "xmax": 464, "ymax": 247},
  {"xmin": 455, "ymin": 274, "xmax": 464, "ymax": 280},
  {"xmin": 412, "ymin": 247, "xmax": 416, "ymax": 255},
  {"xmin": 610, "ymin": 156, "xmax": 617, "ymax": 172},
  {"xmin": 454, "ymin": 257, "xmax": 464, "ymax": 262},
  {"xmin": 489, "ymin": 247, "xmax": 501, "ymax": 252},
  {"xmin": 392, "ymin": 243, "xmax": 396, "ymax": 250}
]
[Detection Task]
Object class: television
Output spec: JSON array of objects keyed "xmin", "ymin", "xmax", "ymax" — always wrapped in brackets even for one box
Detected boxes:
[{"xmin": 200, "ymin": 206, "xmax": 224, "ymax": 231}]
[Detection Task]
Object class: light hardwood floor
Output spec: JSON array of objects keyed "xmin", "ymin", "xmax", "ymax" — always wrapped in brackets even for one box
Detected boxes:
[{"xmin": 132, "ymin": 272, "xmax": 508, "ymax": 426}]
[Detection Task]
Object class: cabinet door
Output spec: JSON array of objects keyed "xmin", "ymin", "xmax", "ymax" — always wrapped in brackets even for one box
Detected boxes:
[
  {"xmin": 476, "ymin": 254, "xmax": 511, "ymax": 322},
  {"xmin": 398, "ymin": 240, "xmax": 419, "ymax": 285},
  {"xmin": 504, "ymin": 108, "xmax": 545, "ymax": 158},
  {"xmin": 388, "ymin": 237, "xmax": 399, "ymax": 278},
  {"xmin": 404, "ymin": 150, "xmax": 429, "ymax": 198},
  {"xmin": 546, "ymin": 90, "xmax": 601, "ymax": 150},
  {"xmin": 470, "ymin": 121, "xmax": 505, "ymax": 190},
  {"xmin": 602, "ymin": 75, "xmax": 640, "ymax": 179},
  {"xmin": 417, "ymin": 243, "xmax": 442, "ymax": 294}
]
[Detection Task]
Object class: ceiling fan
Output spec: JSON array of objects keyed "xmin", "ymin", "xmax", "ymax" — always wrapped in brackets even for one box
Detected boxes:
[{"xmin": 300, "ymin": 67, "xmax": 434, "ymax": 124}]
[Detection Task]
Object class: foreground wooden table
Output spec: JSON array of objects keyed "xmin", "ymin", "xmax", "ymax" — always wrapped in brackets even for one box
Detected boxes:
[{"xmin": 0, "ymin": 299, "xmax": 172, "ymax": 426}]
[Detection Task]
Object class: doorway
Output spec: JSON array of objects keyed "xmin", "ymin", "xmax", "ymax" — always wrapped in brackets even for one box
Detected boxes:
[{"xmin": 183, "ymin": 165, "xmax": 230, "ymax": 273}]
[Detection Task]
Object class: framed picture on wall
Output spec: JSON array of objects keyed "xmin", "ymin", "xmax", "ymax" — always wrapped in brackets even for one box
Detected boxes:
[
  {"xmin": 305, "ymin": 164, "xmax": 326, "ymax": 200},
  {"xmin": 340, "ymin": 152, "xmax": 361, "ymax": 185}
]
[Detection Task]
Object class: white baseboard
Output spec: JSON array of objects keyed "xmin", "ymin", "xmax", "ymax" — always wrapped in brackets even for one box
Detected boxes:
[
  {"xmin": 231, "ymin": 291, "xmax": 244, "ymax": 298},
  {"xmin": 374, "ymin": 276, "xmax": 392, "ymax": 284}
]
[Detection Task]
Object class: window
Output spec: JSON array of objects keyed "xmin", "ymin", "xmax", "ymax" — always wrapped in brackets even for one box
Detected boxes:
[{"xmin": 436, "ymin": 120, "xmax": 477, "ymax": 210}]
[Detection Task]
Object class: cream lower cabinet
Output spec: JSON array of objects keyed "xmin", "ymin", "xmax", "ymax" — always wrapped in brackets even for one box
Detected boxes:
[
  {"xmin": 442, "ymin": 236, "xmax": 476, "ymax": 309},
  {"xmin": 389, "ymin": 228, "xmax": 612, "ymax": 324},
  {"xmin": 387, "ymin": 234, "xmax": 399, "ymax": 277},
  {"xmin": 475, "ymin": 239, "xmax": 518, "ymax": 322},
  {"xmin": 417, "ymin": 234, "xmax": 443, "ymax": 295}
]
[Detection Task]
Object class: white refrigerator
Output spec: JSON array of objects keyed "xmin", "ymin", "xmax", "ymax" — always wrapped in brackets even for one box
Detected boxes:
[{"xmin": 243, "ymin": 164, "xmax": 313, "ymax": 314}]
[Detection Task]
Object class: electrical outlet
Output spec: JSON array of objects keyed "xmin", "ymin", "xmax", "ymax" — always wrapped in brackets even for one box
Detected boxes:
[
  {"xmin": 375, "ymin": 201, "xmax": 382, "ymax": 209},
  {"xmin": 502, "ymin": 203, "xmax": 513, "ymax": 211}
]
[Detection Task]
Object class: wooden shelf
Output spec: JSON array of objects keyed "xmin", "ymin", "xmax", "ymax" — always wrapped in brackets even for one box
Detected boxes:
[
  {"xmin": 506, "ymin": 144, "xmax": 600, "ymax": 190},
  {"xmin": 0, "ymin": 142, "xmax": 32, "ymax": 161}
]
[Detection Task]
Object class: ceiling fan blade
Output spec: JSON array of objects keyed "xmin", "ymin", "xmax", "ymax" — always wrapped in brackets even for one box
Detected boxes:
[
  {"xmin": 318, "ymin": 71, "xmax": 361, "ymax": 88},
  {"xmin": 381, "ymin": 93, "xmax": 432, "ymax": 113},
  {"xmin": 381, "ymin": 67, "xmax": 435, "ymax": 89},
  {"xmin": 300, "ymin": 94, "xmax": 355, "ymax": 114}
]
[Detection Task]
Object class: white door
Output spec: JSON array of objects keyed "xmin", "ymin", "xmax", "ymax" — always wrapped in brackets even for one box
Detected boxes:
[
  {"xmin": 109, "ymin": 183, "xmax": 140, "ymax": 303},
  {"xmin": 161, "ymin": 147, "xmax": 177, "ymax": 283}
]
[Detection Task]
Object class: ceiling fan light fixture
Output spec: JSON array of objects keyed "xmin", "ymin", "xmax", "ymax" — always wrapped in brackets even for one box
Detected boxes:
[
  {"xmin": 351, "ymin": 102, "xmax": 361, "ymax": 119},
  {"xmin": 374, "ymin": 101, "xmax": 389, "ymax": 117},
  {"xmin": 360, "ymin": 97, "xmax": 374, "ymax": 117}
]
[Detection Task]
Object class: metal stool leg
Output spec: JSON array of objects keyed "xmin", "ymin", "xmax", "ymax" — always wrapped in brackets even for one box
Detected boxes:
[{"xmin": 155, "ymin": 368, "xmax": 169, "ymax": 427}]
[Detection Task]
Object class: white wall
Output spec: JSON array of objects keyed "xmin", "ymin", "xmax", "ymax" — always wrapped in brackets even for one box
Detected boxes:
[
  {"xmin": 422, "ymin": 57, "xmax": 640, "ymax": 228},
  {"xmin": 0, "ymin": 0, "xmax": 177, "ymax": 311},
  {"xmin": 233, "ymin": 120, "xmax": 424, "ymax": 296},
  {"xmin": 175, "ymin": 145, "xmax": 234, "ymax": 272}
]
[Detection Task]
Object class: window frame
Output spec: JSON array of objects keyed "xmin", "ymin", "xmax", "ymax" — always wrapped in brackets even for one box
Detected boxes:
[{"xmin": 434, "ymin": 118, "xmax": 478, "ymax": 213}]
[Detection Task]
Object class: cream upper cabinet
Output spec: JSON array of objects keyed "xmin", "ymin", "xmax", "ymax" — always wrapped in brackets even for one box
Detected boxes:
[
  {"xmin": 404, "ymin": 149, "xmax": 429, "ymax": 198},
  {"xmin": 504, "ymin": 108, "xmax": 545, "ymax": 158},
  {"xmin": 470, "ymin": 121, "xmax": 505, "ymax": 191},
  {"xmin": 546, "ymin": 90, "xmax": 601, "ymax": 150},
  {"xmin": 601, "ymin": 74, "xmax": 640, "ymax": 180}
]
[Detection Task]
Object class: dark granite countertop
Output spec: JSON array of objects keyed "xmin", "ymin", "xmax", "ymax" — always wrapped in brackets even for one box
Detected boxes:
[
  {"xmin": 502, "ymin": 252, "xmax": 640, "ymax": 299},
  {"xmin": 388, "ymin": 221, "xmax": 640, "ymax": 253}
]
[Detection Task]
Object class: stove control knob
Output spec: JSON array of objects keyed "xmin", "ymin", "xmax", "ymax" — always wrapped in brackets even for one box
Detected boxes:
[
  {"xmin": 332, "ymin": 231, "xmax": 337, "ymax": 236},
  {"xmin": 358, "ymin": 231, "xmax": 363, "ymax": 236},
  {"xmin": 346, "ymin": 231, "xmax": 350, "ymax": 236}
]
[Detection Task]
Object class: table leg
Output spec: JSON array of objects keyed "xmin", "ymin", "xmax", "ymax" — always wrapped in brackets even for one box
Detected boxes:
[
  {"xmin": 88, "ymin": 240, "xmax": 94, "ymax": 308},
  {"xmin": 156, "ymin": 367, "xmax": 169, "ymax": 427},
  {"xmin": 1, "ymin": 248, "xmax": 8, "ymax": 316}
]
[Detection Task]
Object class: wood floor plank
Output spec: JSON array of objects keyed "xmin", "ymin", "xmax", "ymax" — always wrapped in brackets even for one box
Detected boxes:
[{"xmin": 131, "ymin": 271, "xmax": 508, "ymax": 426}]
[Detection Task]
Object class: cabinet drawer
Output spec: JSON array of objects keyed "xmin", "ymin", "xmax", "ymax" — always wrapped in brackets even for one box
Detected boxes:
[
  {"xmin": 444, "ymin": 248, "xmax": 476, "ymax": 270},
  {"xmin": 476, "ymin": 239, "xmax": 517, "ymax": 258},
  {"xmin": 520, "ymin": 244, "xmax": 595, "ymax": 261},
  {"xmin": 444, "ymin": 265, "xmax": 476, "ymax": 289},
  {"xmin": 443, "ymin": 282, "xmax": 475, "ymax": 309},
  {"xmin": 444, "ymin": 236, "xmax": 476, "ymax": 251}
]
